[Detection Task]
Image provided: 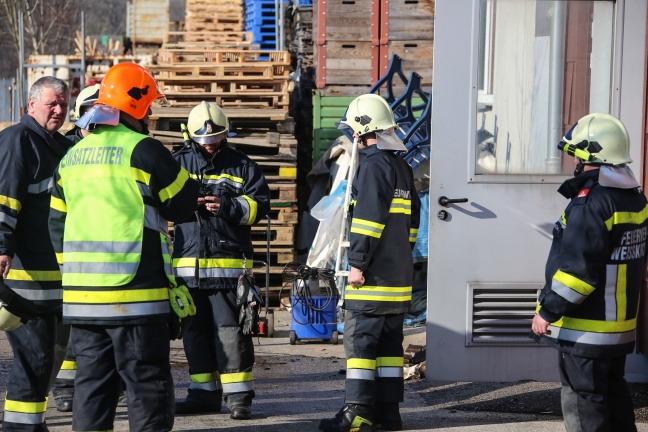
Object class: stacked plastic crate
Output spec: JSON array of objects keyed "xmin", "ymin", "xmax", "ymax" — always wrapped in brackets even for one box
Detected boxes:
[{"xmin": 245, "ymin": 0, "xmax": 278, "ymax": 50}]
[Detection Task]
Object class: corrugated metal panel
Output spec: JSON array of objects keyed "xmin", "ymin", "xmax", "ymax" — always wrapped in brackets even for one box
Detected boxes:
[
  {"xmin": 467, "ymin": 282, "xmax": 543, "ymax": 346},
  {"xmin": 127, "ymin": 0, "xmax": 170, "ymax": 45}
]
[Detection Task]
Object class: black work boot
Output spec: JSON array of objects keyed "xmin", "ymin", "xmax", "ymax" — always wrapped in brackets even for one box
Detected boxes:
[
  {"xmin": 175, "ymin": 389, "xmax": 222, "ymax": 415},
  {"xmin": 229, "ymin": 404, "xmax": 252, "ymax": 420},
  {"xmin": 319, "ymin": 404, "xmax": 375, "ymax": 432},
  {"xmin": 55, "ymin": 398, "xmax": 73, "ymax": 413},
  {"xmin": 374, "ymin": 403, "xmax": 402, "ymax": 431}
]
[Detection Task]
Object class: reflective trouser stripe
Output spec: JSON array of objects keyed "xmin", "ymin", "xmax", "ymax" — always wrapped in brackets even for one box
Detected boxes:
[
  {"xmin": 221, "ymin": 371, "xmax": 254, "ymax": 394},
  {"xmin": 4, "ymin": 398, "xmax": 47, "ymax": 425},
  {"xmin": 56, "ymin": 359, "xmax": 77, "ymax": 380},
  {"xmin": 189, "ymin": 372, "xmax": 222, "ymax": 391},
  {"xmin": 347, "ymin": 358, "xmax": 376, "ymax": 381}
]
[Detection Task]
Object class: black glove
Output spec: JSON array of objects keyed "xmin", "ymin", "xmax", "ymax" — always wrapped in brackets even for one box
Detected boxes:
[
  {"xmin": 236, "ymin": 271, "xmax": 263, "ymax": 335},
  {"xmin": 0, "ymin": 277, "xmax": 39, "ymax": 322}
]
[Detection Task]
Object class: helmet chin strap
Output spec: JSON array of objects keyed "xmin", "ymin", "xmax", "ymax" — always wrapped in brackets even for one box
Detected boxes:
[{"xmin": 574, "ymin": 160, "xmax": 585, "ymax": 177}]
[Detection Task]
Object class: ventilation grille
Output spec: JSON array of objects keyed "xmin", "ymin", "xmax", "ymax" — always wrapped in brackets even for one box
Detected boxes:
[{"xmin": 467, "ymin": 283, "xmax": 543, "ymax": 346}]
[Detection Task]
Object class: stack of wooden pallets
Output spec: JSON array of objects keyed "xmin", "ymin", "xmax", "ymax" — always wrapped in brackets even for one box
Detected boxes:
[
  {"xmin": 148, "ymin": 12, "xmax": 299, "ymax": 296},
  {"xmin": 151, "ymin": 49, "xmax": 292, "ymax": 109},
  {"xmin": 185, "ymin": 0, "xmax": 245, "ymax": 32},
  {"xmin": 286, "ymin": 4, "xmax": 313, "ymax": 71}
]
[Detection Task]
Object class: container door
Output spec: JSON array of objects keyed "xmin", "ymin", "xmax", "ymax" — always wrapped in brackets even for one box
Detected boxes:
[{"xmin": 427, "ymin": 0, "xmax": 648, "ymax": 382}]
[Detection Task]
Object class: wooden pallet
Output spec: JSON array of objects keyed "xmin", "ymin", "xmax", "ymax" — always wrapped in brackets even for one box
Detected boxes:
[
  {"xmin": 161, "ymin": 90, "xmax": 290, "ymax": 109},
  {"xmin": 185, "ymin": 20, "xmax": 244, "ymax": 33},
  {"xmin": 150, "ymin": 63, "xmax": 290, "ymax": 79},
  {"xmin": 251, "ymin": 224, "xmax": 295, "ymax": 247},
  {"xmin": 157, "ymin": 49, "xmax": 290, "ymax": 65},
  {"xmin": 164, "ymin": 30, "xmax": 253, "ymax": 44}
]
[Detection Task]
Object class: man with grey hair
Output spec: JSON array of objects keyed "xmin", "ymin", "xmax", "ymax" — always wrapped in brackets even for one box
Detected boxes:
[{"xmin": 0, "ymin": 76, "xmax": 72, "ymax": 431}]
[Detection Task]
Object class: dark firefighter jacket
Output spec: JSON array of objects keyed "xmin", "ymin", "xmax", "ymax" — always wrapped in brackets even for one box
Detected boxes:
[
  {"xmin": 49, "ymin": 122, "xmax": 200, "ymax": 326},
  {"xmin": 345, "ymin": 145, "xmax": 421, "ymax": 315},
  {"xmin": 0, "ymin": 114, "xmax": 73, "ymax": 313},
  {"xmin": 537, "ymin": 169, "xmax": 648, "ymax": 358},
  {"xmin": 64, "ymin": 126, "xmax": 85, "ymax": 144},
  {"xmin": 172, "ymin": 142, "xmax": 270, "ymax": 290}
]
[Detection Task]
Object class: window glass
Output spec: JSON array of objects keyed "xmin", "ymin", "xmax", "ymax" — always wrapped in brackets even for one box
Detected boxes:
[{"xmin": 476, "ymin": 0, "xmax": 615, "ymax": 175}]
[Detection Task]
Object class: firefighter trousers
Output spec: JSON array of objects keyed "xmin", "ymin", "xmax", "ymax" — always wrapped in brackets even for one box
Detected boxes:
[
  {"xmin": 52, "ymin": 323, "xmax": 75, "ymax": 400},
  {"xmin": 343, "ymin": 310, "xmax": 405, "ymax": 406},
  {"xmin": 71, "ymin": 323, "xmax": 174, "ymax": 432},
  {"xmin": 3, "ymin": 314, "xmax": 59, "ymax": 432},
  {"xmin": 559, "ymin": 351, "xmax": 637, "ymax": 432},
  {"xmin": 182, "ymin": 288, "xmax": 255, "ymax": 407}
]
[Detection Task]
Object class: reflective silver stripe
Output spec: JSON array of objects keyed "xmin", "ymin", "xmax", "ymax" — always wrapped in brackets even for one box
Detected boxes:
[
  {"xmin": 389, "ymin": 201, "xmax": 411, "ymax": 213},
  {"xmin": 546, "ymin": 325, "xmax": 636, "ymax": 345},
  {"xmin": 64, "ymin": 241, "xmax": 141, "ymax": 254},
  {"xmin": 144, "ymin": 205, "xmax": 167, "ymax": 232},
  {"xmin": 346, "ymin": 369, "xmax": 376, "ymax": 380},
  {"xmin": 64, "ymin": 262, "xmax": 139, "ymax": 274},
  {"xmin": 189, "ymin": 381, "xmax": 223, "ymax": 391},
  {"xmin": 605, "ymin": 264, "xmax": 618, "ymax": 321},
  {"xmin": 12, "ymin": 288, "xmax": 62, "ymax": 301},
  {"xmin": 174, "ymin": 267, "xmax": 245, "ymax": 278},
  {"xmin": 64, "ymin": 301, "xmax": 169, "ymax": 318},
  {"xmin": 0, "ymin": 213, "xmax": 17, "ymax": 229},
  {"xmin": 205, "ymin": 177, "xmax": 244, "ymax": 189},
  {"xmin": 233, "ymin": 196, "xmax": 251, "ymax": 225},
  {"xmin": 56, "ymin": 370, "xmax": 76, "ymax": 380},
  {"xmin": 376, "ymin": 366, "xmax": 403, "ymax": 378},
  {"xmin": 222, "ymin": 381, "xmax": 254, "ymax": 394},
  {"xmin": 3, "ymin": 411, "xmax": 46, "ymax": 425},
  {"xmin": 27, "ymin": 177, "xmax": 53, "ymax": 194},
  {"xmin": 351, "ymin": 220, "xmax": 383, "ymax": 237},
  {"xmin": 551, "ymin": 279, "xmax": 587, "ymax": 304}
]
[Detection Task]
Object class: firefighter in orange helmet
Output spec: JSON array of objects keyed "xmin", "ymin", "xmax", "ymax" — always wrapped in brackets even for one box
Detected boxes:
[{"xmin": 48, "ymin": 62, "xmax": 200, "ymax": 431}]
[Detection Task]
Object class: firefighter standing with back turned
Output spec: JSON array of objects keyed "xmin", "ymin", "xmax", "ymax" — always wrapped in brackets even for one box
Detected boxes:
[
  {"xmin": 51, "ymin": 83, "xmax": 128, "ymax": 411},
  {"xmin": 172, "ymin": 101, "xmax": 270, "ymax": 419},
  {"xmin": 48, "ymin": 62, "xmax": 200, "ymax": 431},
  {"xmin": 319, "ymin": 94, "xmax": 421, "ymax": 432},
  {"xmin": 0, "ymin": 76, "xmax": 72, "ymax": 432},
  {"xmin": 51, "ymin": 83, "xmax": 98, "ymax": 413},
  {"xmin": 532, "ymin": 113, "xmax": 648, "ymax": 432}
]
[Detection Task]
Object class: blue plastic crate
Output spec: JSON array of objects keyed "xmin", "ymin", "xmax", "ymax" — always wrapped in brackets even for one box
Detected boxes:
[
  {"xmin": 290, "ymin": 295, "xmax": 338, "ymax": 343},
  {"xmin": 245, "ymin": 15, "xmax": 276, "ymax": 27}
]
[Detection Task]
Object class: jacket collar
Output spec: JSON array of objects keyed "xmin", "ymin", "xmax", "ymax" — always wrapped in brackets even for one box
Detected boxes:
[
  {"xmin": 20, "ymin": 114, "xmax": 72, "ymax": 157},
  {"xmin": 558, "ymin": 169, "xmax": 599, "ymax": 199}
]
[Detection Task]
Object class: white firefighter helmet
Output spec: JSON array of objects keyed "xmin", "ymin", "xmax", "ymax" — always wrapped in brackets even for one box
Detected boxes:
[
  {"xmin": 559, "ymin": 113, "xmax": 632, "ymax": 166},
  {"xmin": 0, "ymin": 305, "xmax": 22, "ymax": 331},
  {"xmin": 187, "ymin": 101, "xmax": 229, "ymax": 145},
  {"xmin": 73, "ymin": 84, "xmax": 101, "ymax": 121},
  {"xmin": 338, "ymin": 94, "xmax": 398, "ymax": 137}
]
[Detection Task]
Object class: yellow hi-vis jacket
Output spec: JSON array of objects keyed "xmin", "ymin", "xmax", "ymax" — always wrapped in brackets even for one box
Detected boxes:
[{"xmin": 49, "ymin": 123, "xmax": 200, "ymax": 325}]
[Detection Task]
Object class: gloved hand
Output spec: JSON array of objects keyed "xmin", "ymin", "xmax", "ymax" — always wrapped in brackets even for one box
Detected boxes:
[
  {"xmin": 169, "ymin": 285, "xmax": 196, "ymax": 318},
  {"xmin": 241, "ymin": 305, "xmax": 257, "ymax": 335}
]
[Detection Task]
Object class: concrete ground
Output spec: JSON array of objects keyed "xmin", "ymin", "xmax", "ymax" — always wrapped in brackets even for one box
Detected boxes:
[{"xmin": 0, "ymin": 309, "xmax": 647, "ymax": 431}]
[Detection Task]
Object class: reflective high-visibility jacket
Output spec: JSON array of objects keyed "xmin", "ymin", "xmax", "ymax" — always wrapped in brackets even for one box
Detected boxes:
[
  {"xmin": 172, "ymin": 143, "xmax": 270, "ymax": 289},
  {"xmin": 345, "ymin": 145, "xmax": 421, "ymax": 314},
  {"xmin": 0, "ymin": 114, "xmax": 72, "ymax": 312},
  {"xmin": 537, "ymin": 169, "xmax": 648, "ymax": 358},
  {"xmin": 49, "ymin": 123, "xmax": 200, "ymax": 325}
]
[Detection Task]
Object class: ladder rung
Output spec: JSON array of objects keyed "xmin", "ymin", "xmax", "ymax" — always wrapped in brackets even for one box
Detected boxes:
[{"xmin": 336, "ymin": 270, "xmax": 349, "ymax": 277}]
